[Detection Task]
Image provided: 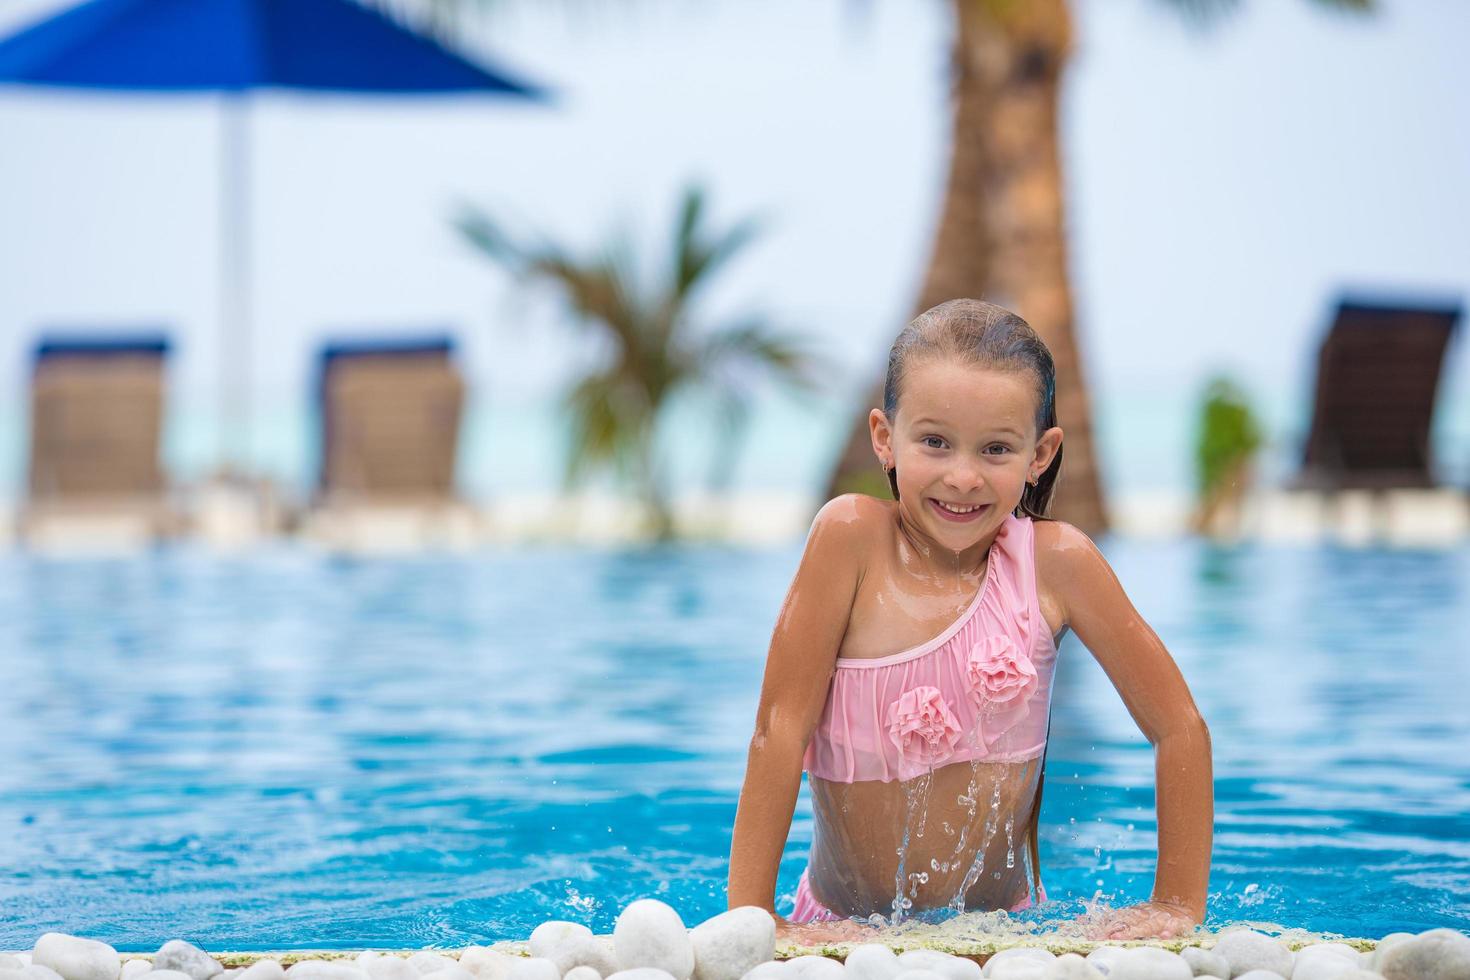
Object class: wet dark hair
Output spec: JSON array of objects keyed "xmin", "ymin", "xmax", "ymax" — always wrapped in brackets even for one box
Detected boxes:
[{"xmin": 882, "ymin": 298, "xmax": 1062, "ymax": 521}]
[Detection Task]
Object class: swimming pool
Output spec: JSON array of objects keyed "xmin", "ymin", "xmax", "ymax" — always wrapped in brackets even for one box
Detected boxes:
[{"xmin": 0, "ymin": 539, "xmax": 1466, "ymax": 950}]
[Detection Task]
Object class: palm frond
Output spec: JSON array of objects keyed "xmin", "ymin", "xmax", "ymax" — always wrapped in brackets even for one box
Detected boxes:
[
  {"xmin": 1157, "ymin": 0, "xmax": 1371, "ymax": 29},
  {"xmin": 560, "ymin": 369, "xmax": 653, "ymax": 490},
  {"xmin": 690, "ymin": 318, "xmax": 826, "ymax": 394},
  {"xmin": 671, "ymin": 185, "xmax": 764, "ymax": 306},
  {"xmin": 459, "ymin": 183, "xmax": 809, "ymax": 524},
  {"xmin": 454, "ymin": 205, "xmax": 523, "ymax": 268},
  {"xmin": 457, "ymin": 204, "xmax": 651, "ymax": 355}
]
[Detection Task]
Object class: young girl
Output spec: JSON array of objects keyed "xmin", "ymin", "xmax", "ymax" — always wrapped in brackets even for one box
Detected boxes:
[{"xmin": 727, "ymin": 299, "xmax": 1213, "ymax": 941}]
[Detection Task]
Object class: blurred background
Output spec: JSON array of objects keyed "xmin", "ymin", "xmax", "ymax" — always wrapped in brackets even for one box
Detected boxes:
[
  {"xmin": 0, "ymin": 0, "xmax": 1468, "ymax": 951},
  {"xmin": 2, "ymin": 0, "xmax": 1467, "ymax": 547}
]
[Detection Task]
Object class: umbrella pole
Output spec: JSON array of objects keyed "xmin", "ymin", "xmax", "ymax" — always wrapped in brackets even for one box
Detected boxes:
[{"xmin": 219, "ymin": 91, "xmax": 251, "ymax": 481}]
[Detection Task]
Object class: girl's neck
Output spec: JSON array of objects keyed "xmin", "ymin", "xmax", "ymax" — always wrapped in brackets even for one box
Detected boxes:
[{"xmin": 894, "ymin": 500, "xmax": 1001, "ymax": 581}]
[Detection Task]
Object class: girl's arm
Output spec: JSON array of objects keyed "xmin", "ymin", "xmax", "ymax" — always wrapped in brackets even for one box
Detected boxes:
[
  {"xmin": 727, "ymin": 495, "xmax": 870, "ymax": 920},
  {"xmin": 1042, "ymin": 522, "xmax": 1214, "ymax": 929}
]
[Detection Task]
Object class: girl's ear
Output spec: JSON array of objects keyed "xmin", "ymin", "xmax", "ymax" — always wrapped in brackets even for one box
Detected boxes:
[
  {"xmin": 1033, "ymin": 426, "xmax": 1063, "ymax": 477},
  {"xmin": 869, "ymin": 408, "xmax": 894, "ymax": 467}
]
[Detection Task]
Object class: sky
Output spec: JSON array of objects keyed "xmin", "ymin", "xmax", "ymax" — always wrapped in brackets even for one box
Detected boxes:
[{"xmin": 1, "ymin": 0, "xmax": 1467, "ymax": 512}]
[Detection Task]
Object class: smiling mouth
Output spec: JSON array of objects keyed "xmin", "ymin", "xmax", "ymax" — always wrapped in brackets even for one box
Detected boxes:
[{"xmin": 928, "ymin": 499, "xmax": 989, "ymax": 522}]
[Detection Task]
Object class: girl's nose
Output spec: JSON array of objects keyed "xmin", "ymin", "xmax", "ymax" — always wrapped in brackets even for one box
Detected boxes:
[{"xmin": 944, "ymin": 461, "xmax": 985, "ymax": 494}]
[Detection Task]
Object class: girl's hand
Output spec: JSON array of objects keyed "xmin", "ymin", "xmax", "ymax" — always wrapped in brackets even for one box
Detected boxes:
[
  {"xmin": 775, "ymin": 916, "xmax": 876, "ymax": 945},
  {"xmin": 1081, "ymin": 901, "xmax": 1198, "ymax": 940}
]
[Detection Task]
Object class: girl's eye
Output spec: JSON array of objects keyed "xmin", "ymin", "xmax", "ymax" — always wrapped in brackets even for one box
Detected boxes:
[
  {"xmin": 985, "ymin": 444, "xmax": 1010, "ymax": 455},
  {"xmin": 922, "ymin": 436, "xmax": 946, "ymax": 450}
]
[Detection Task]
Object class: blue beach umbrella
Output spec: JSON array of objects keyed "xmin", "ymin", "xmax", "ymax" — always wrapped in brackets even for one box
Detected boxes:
[{"xmin": 0, "ymin": 0, "xmax": 547, "ymax": 473}]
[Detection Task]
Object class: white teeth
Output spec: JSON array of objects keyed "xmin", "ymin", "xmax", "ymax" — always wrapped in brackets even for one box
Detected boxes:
[{"xmin": 937, "ymin": 501, "xmax": 981, "ymax": 514}]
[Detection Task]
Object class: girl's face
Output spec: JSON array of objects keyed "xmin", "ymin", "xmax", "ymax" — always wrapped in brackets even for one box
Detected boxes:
[{"xmin": 868, "ymin": 359, "xmax": 1063, "ymax": 549}]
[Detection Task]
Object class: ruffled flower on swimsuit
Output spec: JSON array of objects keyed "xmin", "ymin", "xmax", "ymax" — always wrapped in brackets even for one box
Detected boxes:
[
  {"xmin": 886, "ymin": 685, "xmax": 962, "ymax": 773},
  {"xmin": 966, "ymin": 635, "xmax": 1038, "ymax": 744}
]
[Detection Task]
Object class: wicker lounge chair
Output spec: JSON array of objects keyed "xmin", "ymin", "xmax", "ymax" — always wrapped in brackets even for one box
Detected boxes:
[
  {"xmin": 307, "ymin": 336, "xmax": 473, "ymax": 550},
  {"xmin": 316, "ymin": 337, "xmax": 464, "ymax": 503},
  {"xmin": 22, "ymin": 335, "xmax": 174, "ymax": 546},
  {"xmin": 1297, "ymin": 300, "xmax": 1461, "ymax": 490}
]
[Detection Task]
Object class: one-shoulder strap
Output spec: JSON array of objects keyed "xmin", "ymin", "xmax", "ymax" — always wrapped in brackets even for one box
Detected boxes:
[{"xmin": 983, "ymin": 513, "xmax": 1044, "ymax": 650}]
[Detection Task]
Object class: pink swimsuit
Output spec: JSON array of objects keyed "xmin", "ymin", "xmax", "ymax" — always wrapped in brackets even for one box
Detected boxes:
[{"xmin": 791, "ymin": 512, "xmax": 1057, "ymax": 921}]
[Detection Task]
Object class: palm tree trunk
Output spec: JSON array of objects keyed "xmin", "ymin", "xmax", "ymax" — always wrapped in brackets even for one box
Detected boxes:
[
  {"xmin": 825, "ymin": 0, "xmax": 1107, "ymax": 535},
  {"xmin": 637, "ymin": 427, "xmax": 676, "ymax": 542}
]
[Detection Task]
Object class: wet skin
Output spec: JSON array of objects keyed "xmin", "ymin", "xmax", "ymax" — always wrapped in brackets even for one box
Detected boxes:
[
  {"xmin": 727, "ymin": 360, "xmax": 1213, "ymax": 941},
  {"xmin": 807, "ymin": 757, "xmax": 1043, "ymax": 917}
]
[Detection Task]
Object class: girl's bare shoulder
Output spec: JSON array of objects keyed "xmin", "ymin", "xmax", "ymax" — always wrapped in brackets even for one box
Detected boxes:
[
  {"xmin": 1032, "ymin": 517, "xmax": 1106, "ymax": 632},
  {"xmin": 808, "ymin": 494, "xmax": 895, "ymax": 567}
]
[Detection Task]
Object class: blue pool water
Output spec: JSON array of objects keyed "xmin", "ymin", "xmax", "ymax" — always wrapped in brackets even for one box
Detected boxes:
[{"xmin": 1, "ymin": 539, "xmax": 1467, "ymax": 950}]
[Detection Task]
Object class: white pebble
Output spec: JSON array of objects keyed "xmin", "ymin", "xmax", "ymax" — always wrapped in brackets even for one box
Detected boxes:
[
  {"xmin": 285, "ymin": 964, "xmax": 370, "ymax": 980},
  {"xmin": 364, "ymin": 960, "xmax": 417, "ymax": 980},
  {"xmin": 1377, "ymin": 929, "xmax": 1470, "ymax": 980},
  {"xmin": 564, "ymin": 970, "xmax": 602, "ymax": 980},
  {"xmin": 117, "ymin": 967, "xmax": 150, "ymax": 980},
  {"xmin": 607, "ymin": 972, "xmax": 679, "ymax": 980},
  {"xmin": 1213, "ymin": 932, "xmax": 1293, "ymax": 980},
  {"xmin": 32, "ymin": 935, "xmax": 120, "ymax": 980},
  {"xmin": 458, "ymin": 953, "xmax": 519, "ymax": 980},
  {"xmin": 844, "ymin": 948, "xmax": 899, "ymax": 980},
  {"xmin": 2, "ymin": 961, "xmax": 25, "ymax": 973},
  {"xmin": 27, "ymin": 965, "xmax": 65, "ymax": 980},
  {"xmin": 689, "ymin": 908, "xmax": 775, "ymax": 980},
  {"xmin": 151, "ymin": 971, "xmax": 199, "ymax": 980},
  {"xmin": 738, "ymin": 964, "xmax": 788, "ymax": 980},
  {"xmin": 410, "ymin": 957, "xmax": 457, "ymax": 978},
  {"xmin": 506, "ymin": 960, "xmax": 561, "ymax": 980},
  {"xmin": 1086, "ymin": 949, "xmax": 1127, "ymax": 976},
  {"xmin": 425, "ymin": 968, "xmax": 476, "ymax": 980},
  {"xmin": 1333, "ymin": 974, "xmax": 1383, "ymax": 980},
  {"xmin": 981, "ymin": 965, "xmax": 1043, "ymax": 980},
  {"xmin": 1180, "ymin": 951, "xmax": 1229, "ymax": 980},
  {"xmin": 984, "ymin": 952, "xmax": 1055, "ymax": 980},
  {"xmin": 155, "ymin": 943, "xmax": 223, "ymax": 980},
  {"xmin": 897, "ymin": 954, "xmax": 978, "ymax": 980},
  {"xmin": 533, "ymin": 924, "xmax": 594, "ymax": 953},
  {"xmin": 1108, "ymin": 951, "xmax": 1191, "ymax": 980},
  {"xmin": 1040, "ymin": 956, "xmax": 1102, "ymax": 980},
  {"xmin": 239, "ymin": 963, "xmax": 286, "ymax": 980},
  {"xmin": 892, "ymin": 971, "xmax": 948, "ymax": 980},
  {"xmin": 1289, "ymin": 954, "xmax": 1359, "ymax": 980},
  {"xmin": 2, "ymin": 970, "xmax": 30, "ymax": 980},
  {"xmin": 786, "ymin": 960, "xmax": 844, "ymax": 980},
  {"xmin": 534, "ymin": 928, "xmax": 616, "ymax": 980},
  {"xmin": 1234, "ymin": 973, "xmax": 1286, "ymax": 980},
  {"xmin": 1367, "ymin": 938, "xmax": 1412, "ymax": 973},
  {"xmin": 613, "ymin": 900, "xmax": 694, "ymax": 980}
]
